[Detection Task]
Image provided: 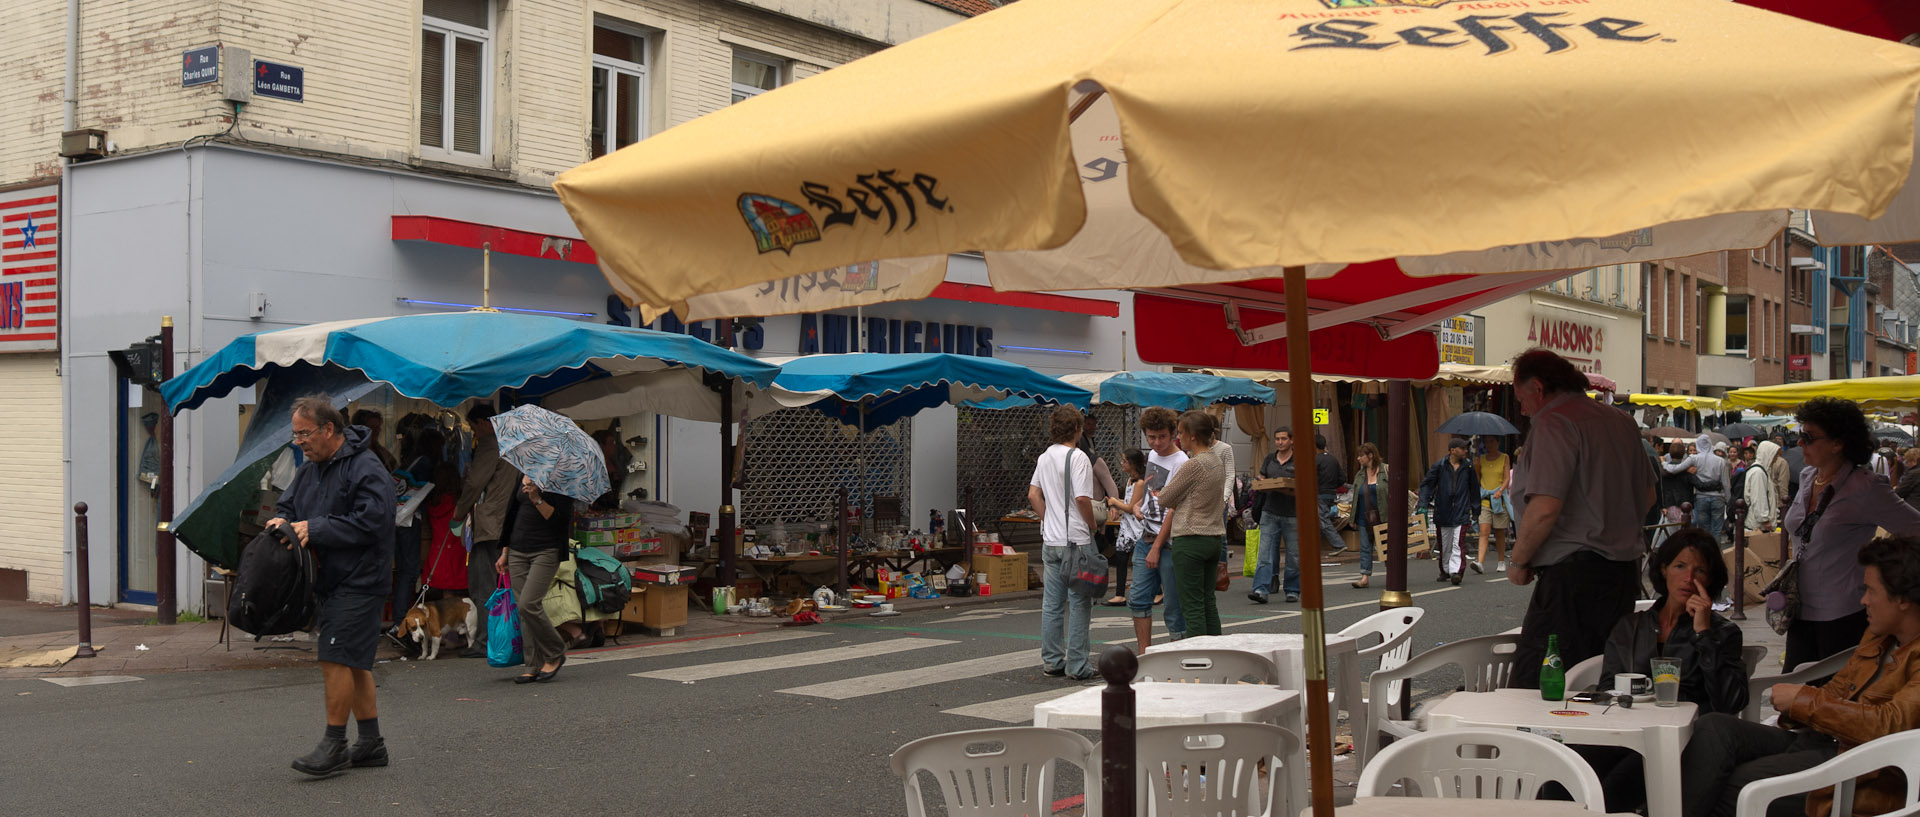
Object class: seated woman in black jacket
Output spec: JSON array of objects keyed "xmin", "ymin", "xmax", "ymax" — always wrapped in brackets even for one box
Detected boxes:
[{"xmin": 1579, "ymin": 527, "xmax": 1748, "ymax": 811}]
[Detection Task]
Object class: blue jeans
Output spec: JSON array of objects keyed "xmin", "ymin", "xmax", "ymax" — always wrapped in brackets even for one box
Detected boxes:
[
  {"xmin": 1352, "ymin": 489, "xmax": 1376, "ymax": 576},
  {"xmin": 1318, "ymin": 492, "xmax": 1344, "ymax": 552},
  {"xmin": 1255, "ymin": 514, "xmax": 1301, "ymax": 596},
  {"xmin": 1041, "ymin": 545, "xmax": 1095, "ymax": 677},
  {"xmin": 1694, "ymin": 493, "xmax": 1727, "ymax": 542},
  {"xmin": 1127, "ymin": 536, "xmax": 1184, "ymax": 640}
]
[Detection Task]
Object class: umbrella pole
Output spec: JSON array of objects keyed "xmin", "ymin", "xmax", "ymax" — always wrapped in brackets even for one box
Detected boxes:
[
  {"xmin": 1384, "ymin": 381, "xmax": 1411, "ymax": 611},
  {"xmin": 1283, "ymin": 266, "xmax": 1335, "ymax": 817}
]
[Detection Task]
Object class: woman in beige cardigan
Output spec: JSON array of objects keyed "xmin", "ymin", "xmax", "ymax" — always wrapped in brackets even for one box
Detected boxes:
[{"xmin": 1146, "ymin": 411, "xmax": 1226, "ymax": 638}]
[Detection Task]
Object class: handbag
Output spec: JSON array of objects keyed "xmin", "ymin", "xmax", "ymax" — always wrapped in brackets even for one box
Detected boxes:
[
  {"xmin": 1062, "ymin": 449, "xmax": 1109, "ymax": 598},
  {"xmin": 486, "ymin": 575, "xmax": 524, "ymax": 668},
  {"xmin": 1762, "ymin": 558, "xmax": 1800, "ymax": 636}
]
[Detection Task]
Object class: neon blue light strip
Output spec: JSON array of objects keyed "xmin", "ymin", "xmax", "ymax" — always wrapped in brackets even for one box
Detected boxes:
[
  {"xmin": 395, "ymin": 298, "xmax": 596, "ymax": 319},
  {"xmin": 997, "ymin": 344, "xmax": 1093, "ymax": 355}
]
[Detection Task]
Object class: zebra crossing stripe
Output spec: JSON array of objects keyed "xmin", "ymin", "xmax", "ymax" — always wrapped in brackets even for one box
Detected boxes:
[
  {"xmin": 570, "ymin": 630, "xmax": 826, "ymax": 665},
  {"xmin": 778, "ymin": 648, "xmax": 1041, "ymax": 700},
  {"xmin": 632, "ymin": 637, "xmax": 955, "ymax": 682},
  {"xmin": 941, "ymin": 686, "xmax": 1087, "ymax": 724}
]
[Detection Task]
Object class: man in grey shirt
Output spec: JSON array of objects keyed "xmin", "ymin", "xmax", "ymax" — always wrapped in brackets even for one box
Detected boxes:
[
  {"xmin": 1506, "ymin": 349, "xmax": 1656, "ymax": 688},
  {"xmin": 1663, "ymin": 433, "xmax": 1731, "ymax": 543}
]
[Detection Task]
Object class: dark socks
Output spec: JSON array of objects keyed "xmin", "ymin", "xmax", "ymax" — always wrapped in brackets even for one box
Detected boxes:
[
  {"xmin": 325, "ymin": 723, "xmax": 346, "ymax": 742},
  {"xmin": 356, "ymin": 718, "xmax": 380, "ymax": 740}
]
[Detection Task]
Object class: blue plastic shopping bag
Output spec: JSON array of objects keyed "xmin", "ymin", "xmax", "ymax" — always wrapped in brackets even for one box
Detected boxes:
[{"xmin": 486, "ymin": 576, "xmax": 523, "ymax": 668}]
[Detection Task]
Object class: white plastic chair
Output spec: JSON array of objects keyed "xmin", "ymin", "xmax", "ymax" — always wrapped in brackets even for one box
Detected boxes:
[
  {"xmin": 890, "ymin": 726, "xmax": 1095, "ymax": 817},
  {"xmin": 1735, "ymin": 730, "xmax": 1920, "ymax": 817},
  {"xmin": 1357, "ymin": 728, "xmax": 1607, "ymax": 811},
  {"xmin": 1098, "ymin": 722, "xmax": 1304, "ymax": 817},
  {"xmin": 1136, "ymin": 649, "xmax": 1277, "ymax": 685},
  {"xmin": 1742, "ymin": 648, "xmax": 1851, "ymax": 723},
  {"xmin": 1359, "ymin": 633, "xmax": 1521, "ymax": 772},
  {"xmin": 1564, "ymin": 655, "xmax": 1604, "ymax": 693},
  {"xmin": 1335, "ymin": 607, "xmax": 1425, "ymax": 767}
]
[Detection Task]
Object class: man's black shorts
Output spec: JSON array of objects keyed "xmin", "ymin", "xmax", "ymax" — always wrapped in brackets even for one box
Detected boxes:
[{"xmin": 314, "ymin": 592, "xmax": 383, "ymax": 670}]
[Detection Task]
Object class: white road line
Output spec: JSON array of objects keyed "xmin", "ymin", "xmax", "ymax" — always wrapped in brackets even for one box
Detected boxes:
[
  {"xmin": 40, "ymin": 675, "xmax": 142, "ymax": 687},
  {"xmin": 943, "ymin": 686, "xmax": 1087, "ymax": 724},
  {"xmin": 570, "ymin": 630, "xmax": 826, "ymax": 665},
  {"xmin": 779, "ymin": 648, "xmax": 1041, "ymax": 700},
  {"xmin": 633, "ymin": 637, "xmax": 954, "ymax": 682}
]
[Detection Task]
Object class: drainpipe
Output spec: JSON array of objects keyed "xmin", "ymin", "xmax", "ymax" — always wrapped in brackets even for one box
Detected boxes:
[{"xmin": 59, "ymin": 0, "xmax": 79, "ymax": 605}]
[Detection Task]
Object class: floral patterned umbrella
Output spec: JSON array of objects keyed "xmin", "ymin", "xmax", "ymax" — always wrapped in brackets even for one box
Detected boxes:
[{"xmin": 491, "ymin": 405, "xmax": 609, "ymax": 504}]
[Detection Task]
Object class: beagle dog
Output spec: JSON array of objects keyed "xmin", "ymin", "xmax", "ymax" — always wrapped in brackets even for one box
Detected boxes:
[{"xmin": 401, "ymin": 597, "xmax": 477, "ymax": 660}]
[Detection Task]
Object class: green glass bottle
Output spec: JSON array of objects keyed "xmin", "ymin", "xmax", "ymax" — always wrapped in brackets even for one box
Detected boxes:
[{"xmin": 1540, "ymin": 634, "xmax": 1565, "ymax": 701}]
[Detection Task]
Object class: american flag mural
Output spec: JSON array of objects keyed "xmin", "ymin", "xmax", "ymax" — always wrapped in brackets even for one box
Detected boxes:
[{"xmin": 0, "ymin": 185, "xmax": 57, "ymax": 352}]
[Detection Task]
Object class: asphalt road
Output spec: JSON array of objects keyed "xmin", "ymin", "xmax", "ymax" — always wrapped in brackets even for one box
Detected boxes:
[{"xmin": 0, "ymin": 559, "xmax": 1533, "ymax": 815}]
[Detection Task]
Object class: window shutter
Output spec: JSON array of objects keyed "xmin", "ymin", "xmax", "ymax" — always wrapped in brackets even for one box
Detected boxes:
[
  {"xmin": 420, "ymin": 30, "xmax": 445, "ymax": 149},
  {"xmin": 452, "ymin": 36, "xmax": 483, "ymax": 155}
]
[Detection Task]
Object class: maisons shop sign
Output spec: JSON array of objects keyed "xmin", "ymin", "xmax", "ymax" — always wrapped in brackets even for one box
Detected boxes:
[{"xmin": 1528, "ymin": 313, "xmax": 1604, "ymax": 371}]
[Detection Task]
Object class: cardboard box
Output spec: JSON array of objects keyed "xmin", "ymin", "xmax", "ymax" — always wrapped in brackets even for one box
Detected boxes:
[
  {"xmin": 1252, "ymin": 477, "xmax": 1295, "ymax": 491},
  {"xmin": 630, "ymin": 563, "xmax": 696, "ymax": 585},
  {"xmin": 614, "ymin": 537, "xmax": 665, "ymax": 558},
  {"xmin": 1721, "ymin": 546, "xmax": 1777, "ymax": 605},
  {"xmin": 974, "ymin": 552, "xmax": 1029, "ymax": 593},
  {"xmin": 636, "ymin": 583, "xmax": 688, "ymax": 629},
  {"xmin": 1745, "ymin": 531, "xmax": 1786, "ymax": 564}
]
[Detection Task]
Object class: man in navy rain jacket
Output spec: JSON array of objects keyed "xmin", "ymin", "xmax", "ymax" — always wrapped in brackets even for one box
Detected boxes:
[{"xmin": 269, "ymin": 396, "xmax": 395, "ymax": 776}]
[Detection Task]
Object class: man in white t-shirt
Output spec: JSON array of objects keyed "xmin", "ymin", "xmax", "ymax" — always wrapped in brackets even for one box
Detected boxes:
[
  {"xmin": 1028, "ymin": 405, "xmax": 1101, "ymax": 680},
  {"xmin": 1127, "ymin": 406, "xmax": 1189, "ymax": 649}
]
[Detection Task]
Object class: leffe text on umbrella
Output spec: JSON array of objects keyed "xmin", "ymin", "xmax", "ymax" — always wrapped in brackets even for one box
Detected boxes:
[
  {"xmin": 1290, "ymin": 11, "xmax": 1661, "ymax": 56},
  {"xmin": 738, "ymin": 170, "xmax": 951, "ymax": 255}
]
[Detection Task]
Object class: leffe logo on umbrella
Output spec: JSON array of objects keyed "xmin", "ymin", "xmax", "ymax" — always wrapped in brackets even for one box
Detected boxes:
[
  {"xmin": 1291, "ymin": 10, "xmax": 1662, "ymax": 55},
  {"xmin": 740, "ymin": 170, "xmax": 952, "ymax": 255},
  {"xmin": 1315, "ymin": 0, "xmax": 1456, "ymax": 7}
]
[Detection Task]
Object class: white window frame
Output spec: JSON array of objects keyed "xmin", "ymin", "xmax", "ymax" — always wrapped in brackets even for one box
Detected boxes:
[
  {"xmin": 591, "ymin": 22, "xmax": 650, "ymax": 158},
  {"xmin": 420, "ymin": 3, "xmax": 493, "ymax": 164},
  {"xmin": 730, "ymin": 50, "xmax": 784, "ymax": 104}
]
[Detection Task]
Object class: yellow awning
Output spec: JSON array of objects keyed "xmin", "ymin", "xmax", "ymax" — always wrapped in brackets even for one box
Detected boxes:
[
  {"xmin": 1723, "ymin": 376, "xmax": 1920, "ymax": 413},
  {"xmin": 1626, "ymin": 393, "xmax": 1724, "ymax": 411}
]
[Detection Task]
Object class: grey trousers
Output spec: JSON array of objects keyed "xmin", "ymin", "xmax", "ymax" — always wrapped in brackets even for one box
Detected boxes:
[{"xmin": 506, "ymin": 549, "xmax": 566, "ymax": 671}]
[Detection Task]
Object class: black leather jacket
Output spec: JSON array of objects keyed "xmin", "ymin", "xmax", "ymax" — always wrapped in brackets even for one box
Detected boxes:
[{"xmin": 1600, "ymin": 605, "xmax": 1749, "ymax": 715}]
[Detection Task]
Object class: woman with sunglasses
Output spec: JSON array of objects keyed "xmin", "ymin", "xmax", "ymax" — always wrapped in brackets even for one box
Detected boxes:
[{"xmin": 1783, "ymin": 397, "xmax": 1920, "ymax": 669}]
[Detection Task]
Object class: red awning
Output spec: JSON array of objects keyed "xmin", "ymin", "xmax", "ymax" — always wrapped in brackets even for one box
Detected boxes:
[
  {"xmin": 1738, "ymin": 0, "xmax": 1920, "ymax": 40},
  {"xmin": 1133, "ymin": 292, "xmax": 1442, "ymax": 380},
  {"xmin": 391, "ymin": 215, "xmax": 1118, "ymax": 317}
]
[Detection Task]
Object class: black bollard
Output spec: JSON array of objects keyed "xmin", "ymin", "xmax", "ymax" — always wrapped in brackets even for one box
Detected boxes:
[
  {"xmin": 1098, "ymin": 644, "xmax": 1137, "ymax": 817},
  {"xmin": 74, "ymin": 503, "xmax": 96, "ymax": 659},
  {"xmin": 1731, "ymin": 498, "xmax": 1748, "ymax": 621}
]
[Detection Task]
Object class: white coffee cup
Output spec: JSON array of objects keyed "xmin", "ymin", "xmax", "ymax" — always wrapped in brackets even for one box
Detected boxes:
[
  {"xmin": 1614, "ymin": 672, "xmax": 1651, "ymax": 696},
  {"xmin": 877, "ymin": 603, "xmax": 895, "ymax": 613}
]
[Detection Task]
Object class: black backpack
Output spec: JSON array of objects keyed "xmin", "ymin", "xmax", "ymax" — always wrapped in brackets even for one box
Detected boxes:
[{"xmin": 228, "ymin": 526, "xmax": 318, "ymax": 637}]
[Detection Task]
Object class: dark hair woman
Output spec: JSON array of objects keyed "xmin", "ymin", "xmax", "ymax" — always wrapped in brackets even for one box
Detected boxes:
[
  {"xmin": 1581, "ymin": 527, "xmax": 1747, "ymax": 813},
  {"xmin": 1783, "ymin": 397, "xmax": 1920, "ymax": 669}
]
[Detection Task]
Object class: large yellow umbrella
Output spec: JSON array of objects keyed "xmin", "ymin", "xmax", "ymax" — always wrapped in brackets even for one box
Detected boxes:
[
  {"xmin": 558, "ymin": 0, "xmax": 1920, "ymax": 319},
  {"xmin": 1725, "ymin": 375, "xmax": 1920, "ymax": 414},
  {"xmin": 555, "ymin": 2, "xmax": 1920, "ymax": 814}
]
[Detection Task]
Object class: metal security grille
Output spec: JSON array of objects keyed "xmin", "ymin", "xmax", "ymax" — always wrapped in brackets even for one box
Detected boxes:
[
  {"xmin": 740, "ymin": 407, "xmax": 910, "ymax": 529},
  {"xmin": 955, "ymin": 404, "xmax": 1131, "ymax": 519}
]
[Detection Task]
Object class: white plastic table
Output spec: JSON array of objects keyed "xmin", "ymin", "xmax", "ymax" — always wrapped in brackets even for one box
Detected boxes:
[
  {"xmin": 1424, "ymin": 688, "xmax": 1697, "ymax": 817},
  {"xmin": 1036, "ymin": 682, "xmax": 1306, "ymax": 807},
  {"xmin": 1323, "ymin": 797, "xmax": 1624, "ymax": 817},
  {"xmin": 1142, "ymin": 632, "xmax": 1363, "ymax": 734}
]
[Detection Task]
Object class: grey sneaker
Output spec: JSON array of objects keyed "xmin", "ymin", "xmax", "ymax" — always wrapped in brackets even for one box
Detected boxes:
[{"xmin": 1284, "ymin": 593, "xmax": 1300, "ymax": 603}]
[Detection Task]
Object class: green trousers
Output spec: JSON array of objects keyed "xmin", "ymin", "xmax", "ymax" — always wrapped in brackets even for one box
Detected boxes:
[{"xmin": 1170, "ymin": 534, "xmax": 1222, "ymax": 637}]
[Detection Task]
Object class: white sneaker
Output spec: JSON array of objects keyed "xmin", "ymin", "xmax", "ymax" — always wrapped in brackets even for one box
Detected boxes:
[
  {"xmin": 1496, "ymin": 561, "xmax": 1507, "ymax": 571},
  {"xmin": 1468, "ymin": 560, "xmax": 1484, "ymax": 575}
]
